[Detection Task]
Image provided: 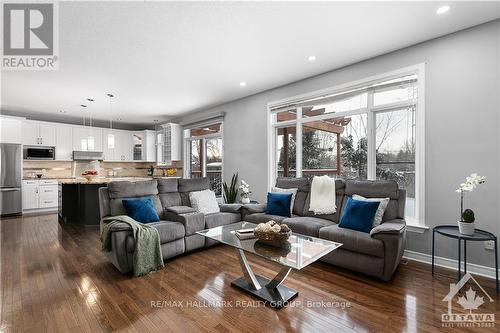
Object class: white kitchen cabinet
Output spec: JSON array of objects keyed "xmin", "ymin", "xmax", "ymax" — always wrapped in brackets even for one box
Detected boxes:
[
  {"xmin": 116, "ymin": 130, "xmax": 133, "ymax": 161},
  {"xmin": 133, "ymin": 130, "xmax": 156, "ymax": 162},
  {"xmin": 55, "ymin": 125, "xmax": 73, "ymax": 160},
  {"xmin": 22, "ymin": 121, "xmax": 56, "ymax": 146},
  {"xmin": 22, "ymin": 180, "xmax": 58, "ymax": 211},
  {"xmin": 157, "ymin": 123, "xmax": 182, "ymax": 164},
  {"xmin": 22, "ymin": 121, "xmax": 40, "ymax": 145},
  {"xmin": 0, "ymin": 116, "xmax": 23, "ymax": 144},
  {"xmin": 72, "ymin": 126, "xmax": 102, "ymax": 151},
  {"xmin": 38, "ymin": 183, "xmax": 58, "ymax": 208},
  {"xmin": 102, "ymin": 129, "xmax": 132, "ymax": 161},
  {"xmin": 22, "ymin": 180, "xmax": 39, "ymax": 210}
]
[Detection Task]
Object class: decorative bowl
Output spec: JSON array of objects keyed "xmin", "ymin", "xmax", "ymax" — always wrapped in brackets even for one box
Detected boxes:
[
  {"xmin": 254, "ymin": 230, "xmax": 291, "ymax": 247},
  {"xmin": 83, "ymin": 175, "xmax": 97, "ymax": 182}
]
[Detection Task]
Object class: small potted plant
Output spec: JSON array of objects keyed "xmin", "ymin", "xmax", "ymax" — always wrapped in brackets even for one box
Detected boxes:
[
  {"xmin": 456, "ymin": 173, "xmax": 486, "ymax": 235},
  {"xmin": 239, "ymin": 179, "xmax": 251, "ymax": 204}
]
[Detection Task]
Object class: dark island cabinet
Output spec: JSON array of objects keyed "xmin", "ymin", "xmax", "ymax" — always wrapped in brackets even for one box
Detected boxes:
[{"xmin": 59, "ymin": 183, "xmax": 108, "ymax": 226}]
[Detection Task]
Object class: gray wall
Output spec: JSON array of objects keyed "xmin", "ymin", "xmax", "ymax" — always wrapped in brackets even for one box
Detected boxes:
[{"xmin": 176, "ymin": 20, "xmax": 500, "ymax": 268}]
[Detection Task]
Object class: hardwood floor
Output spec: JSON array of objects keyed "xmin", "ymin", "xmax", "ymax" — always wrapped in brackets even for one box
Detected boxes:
[{"xmin": 1, "ymin": 214, "xmax": 499, "ymax": 333}]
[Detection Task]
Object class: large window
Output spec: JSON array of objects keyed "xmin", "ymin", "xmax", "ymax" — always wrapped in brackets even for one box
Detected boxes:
[
  {"xmin": 184, "ymin": 122, "xmax": 223, "ymax": 196},
  {"xmin": 269, "ymin": 66, "xmax": 424, "ymax": 225}
]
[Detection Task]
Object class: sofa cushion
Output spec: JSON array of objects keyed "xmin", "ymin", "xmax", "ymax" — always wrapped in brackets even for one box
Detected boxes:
[
  {"xmin": 178, "ymin": 178, "xmax": 210, "ymax": 206},
  {"xmin": 205, "ymin": 212, "xmax": 241, "ymax": 229},
  {"xmin": 276, "ymin": 177, "xmax": 309, "ymax": 216},
  {"xmin": 272, "ymin": 187, "xmax": 298, "ymax": 215},
  {"xmin": 266, "ymin": 192, "xmax": 293, "ymax": 217},
  {"xmin": 122, "ymin": 197, "xmax": 160, "ymax": 223},
  {"xmin": 108, "ymin": 180, "xmax": 158, "ymax": 199},
  {"xmin": 245, "ymin": 213, "xmax": 294, "ymax": 224},
  {"xmin": 338, "ymin": 197, "xmax": 380, "ymax": 233},
  {"xmin": 158, "ymin": 192, "xmax": 182, "ymax": 209},
  {"xmin": 190, "ymin": 189, "xmax": 220, "ymax": 214},
  {"xmin": 110, "ymin": 195, "xmax": 163, "ymax": 217},
  {"xmin": 282, "ymin": 217, "xmax": 334, "ymax": 237},
  {"xmin": 125, "ymin": 221, "xmax": 185, "ymax": 252},
  {"xmin": 157, "ymin": 178, "xmax": 179, "ymax": 193},
  {"xmin": 319, "ymin": 224, "xmax": 384, "ymax": 258},
  {"xmin": 345, "ymin": 180, "xmax": 399, "ymax": 200}
]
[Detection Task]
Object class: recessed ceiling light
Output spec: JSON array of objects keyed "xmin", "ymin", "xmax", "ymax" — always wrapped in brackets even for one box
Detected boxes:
[
  {"xmin": 80, "ymin": 104, "xmax": 87, "ymax": 108},
  {"xmin": 308, "ymin": 55, "xmax": 316, "ymax": 62},
  {"xmin": 436, "ymin": 5, "xmax": 450, "ymax": 15},
  {"xmin": 239, "ymin": 81, "xmax": 247, "ymax": 87}
]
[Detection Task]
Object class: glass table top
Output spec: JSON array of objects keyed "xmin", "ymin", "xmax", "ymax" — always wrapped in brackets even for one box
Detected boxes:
[
  {"xmin": 434, "ymin": 225, "xmax": 496, "ymax": 240},
  {"xmin": 197, "ymin": 221, "xmax": 342, "ymax": 270}
]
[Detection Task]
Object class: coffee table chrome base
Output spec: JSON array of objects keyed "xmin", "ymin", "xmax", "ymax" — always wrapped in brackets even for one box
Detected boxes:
[{"xmin": 232, "ymin": 249, "xmax": 298, "ymax": 308}]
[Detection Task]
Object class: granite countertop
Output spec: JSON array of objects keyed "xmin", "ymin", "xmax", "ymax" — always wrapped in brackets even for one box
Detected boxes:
[{"xmin": 25, "ymin": 176, "xmax": 179, "ymax": 184}]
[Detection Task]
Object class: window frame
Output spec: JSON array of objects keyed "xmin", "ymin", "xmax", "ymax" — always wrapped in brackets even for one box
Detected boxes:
[
  {"xmin": 183, "ymin": 121, "xmax": 224, "ymax": 196},
  {"xmin": 267, "ymin": 64, "xmax": 426, "ymax": 228}
]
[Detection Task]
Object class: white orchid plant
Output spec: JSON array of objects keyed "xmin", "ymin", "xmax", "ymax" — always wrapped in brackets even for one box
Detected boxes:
[
  {"xmin": 239, "ymin": 179, "xmax": 251, "ymax": 199},
  {"xmin": 456, "ymin": 173, "xmax": 486, "ymax": 222}
]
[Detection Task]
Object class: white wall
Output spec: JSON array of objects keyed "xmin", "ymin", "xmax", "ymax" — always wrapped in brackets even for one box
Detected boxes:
[{"xmin": 175, "ymin": 20, "xmax": 500, "ymax": 268}]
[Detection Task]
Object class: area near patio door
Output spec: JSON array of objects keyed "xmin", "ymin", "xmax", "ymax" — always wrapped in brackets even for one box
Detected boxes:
[
  {"xmin": 184, "ymin": 122, "xmax": 223, "ymax": 196},
  {"xmin": 270, "ymin": 68, "xmax": 423, "ymax": 223}
]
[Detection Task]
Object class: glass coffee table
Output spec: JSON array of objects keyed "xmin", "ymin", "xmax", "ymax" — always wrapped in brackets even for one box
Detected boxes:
[{"xmin": 197, "ymin": 221, "xmax": 342, "ymax": 307}]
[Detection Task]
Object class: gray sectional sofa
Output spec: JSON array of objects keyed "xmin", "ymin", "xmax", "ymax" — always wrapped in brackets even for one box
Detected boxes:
[
  {"xmin": 98, "ymin": 177, "xmax": 406, "ymax": 281},
  {"xmin": 243, "ymin": 177, "xmax": 407, "ymax": 281}
]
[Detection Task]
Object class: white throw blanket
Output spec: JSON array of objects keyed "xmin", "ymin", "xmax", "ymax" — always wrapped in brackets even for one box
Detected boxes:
[{"xmin": 309, "ymin": 175, "xmax": 336, "ymax": 215}]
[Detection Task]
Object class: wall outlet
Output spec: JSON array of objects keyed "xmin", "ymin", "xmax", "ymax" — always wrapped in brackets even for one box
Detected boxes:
[{"xmin": 484, "ymin": 240, "xmax": 495, "ymax": 251}]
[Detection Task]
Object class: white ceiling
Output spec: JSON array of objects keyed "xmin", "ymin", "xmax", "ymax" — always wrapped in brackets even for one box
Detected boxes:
[{"xmin": 1, "ymin": 1, "xmax": 499, "ymax": 128}]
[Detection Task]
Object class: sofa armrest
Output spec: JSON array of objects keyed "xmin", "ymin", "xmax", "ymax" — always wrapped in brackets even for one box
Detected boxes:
[
  {"xmin": 167, "ymin": 206, "xmax": 196, "ymax": 214},
  {"xmin": 164, "ymin": 211, "xmax": 205, "ymax": 236},
  {"xmin": 219, "ymin": 203, "xmax": 242, "ymax": 213},
  {"xmin": 370, "ymin": 219, "xmax": 406, "ymax": 237},
  {"xmin": 243, "ymin": 203, "xmax": 267, "ymax": 214},
  {"xmin": 371, "ymin": 219, "xmax": 406, "ymax": 281}
]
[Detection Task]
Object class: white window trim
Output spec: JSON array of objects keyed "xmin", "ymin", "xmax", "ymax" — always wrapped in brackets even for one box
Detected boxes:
[
  {"xmin": 183, "ymin": 122, "xmax": 224, "ymax": 195},
  {"xmin": 267, "ymin": 64, "xmax": 426, "ymax": 228}
]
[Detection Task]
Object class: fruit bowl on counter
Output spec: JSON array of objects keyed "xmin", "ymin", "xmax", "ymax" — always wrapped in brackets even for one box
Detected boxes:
[{"xmin": 82, "ymin": 170, "xmax": 99, "ymax": 182}]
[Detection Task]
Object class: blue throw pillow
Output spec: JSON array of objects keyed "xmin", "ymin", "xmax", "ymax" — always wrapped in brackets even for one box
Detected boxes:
[
  {"xmin": 122, "ymin": 196, "xmax": 160, "ymax": 223},
  {"xmin": 266, "ymin": 192, "xmax": 293, "ymax": 217},
  {"xmin": 339, "ymin": 197, "xmax": 380, "ymax": 233}
]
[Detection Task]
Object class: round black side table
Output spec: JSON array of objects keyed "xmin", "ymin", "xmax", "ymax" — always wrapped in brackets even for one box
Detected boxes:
[{"xmin": 432, "ymin": 225, "xmax": 498, "ymax": 294}]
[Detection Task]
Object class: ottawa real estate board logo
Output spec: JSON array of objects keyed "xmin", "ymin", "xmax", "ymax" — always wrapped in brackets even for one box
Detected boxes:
[
  {"xmin": 3, "ymin": 2, "xmax": 58, "ymax": 70},
  {"xmin": 442, "ymin": 273, "xmax": 495, "ymax": 328}
]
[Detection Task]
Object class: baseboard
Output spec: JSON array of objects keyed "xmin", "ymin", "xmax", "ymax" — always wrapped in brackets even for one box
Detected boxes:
[{"xmin": 403, "ymin": 250, "xmax": 498, "ymax": 280}]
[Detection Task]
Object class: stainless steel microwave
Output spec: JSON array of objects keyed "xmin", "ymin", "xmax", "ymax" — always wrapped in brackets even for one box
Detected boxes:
[{"xmin": 23, "ymin": 146, "xmax": 55, "ymax": 160}]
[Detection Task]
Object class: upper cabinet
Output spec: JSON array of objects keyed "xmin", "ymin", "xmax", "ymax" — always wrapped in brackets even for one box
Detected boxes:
[
  {"xmin": 55, "ymin": 124, "xmax": 73, "ymax": 160},
  {"xmin": 72, "ymin": 126, "xmax": 102, "ymax": 152},
  {"xmin": 102, "ymin": 129, "xmax": 133, "ymax": 161},
  {"xmin": 22, "ymin": 121, "xmax": 56, "ymax": 146},
  {"xmin": 132, "ymin": 130, "xmax": 156, "ymax": 162},
  {"xmin": 157, "ymin": 123, "xmax": 182, "ymax": 164},
  {"xmin": 0, "ymin": 116, "xmax": 23, "ymax": 144}
]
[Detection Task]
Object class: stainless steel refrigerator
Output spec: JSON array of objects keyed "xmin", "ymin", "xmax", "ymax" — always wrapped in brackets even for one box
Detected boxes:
[{"xmin": 0, "ymin": 143, "xmax": 22, "ymax": 215}]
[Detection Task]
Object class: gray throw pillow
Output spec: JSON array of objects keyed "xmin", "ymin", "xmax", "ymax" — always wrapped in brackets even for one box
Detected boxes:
[{"xmin": 352, "ymin": 194, "xmax": 389, "ymax": 227}]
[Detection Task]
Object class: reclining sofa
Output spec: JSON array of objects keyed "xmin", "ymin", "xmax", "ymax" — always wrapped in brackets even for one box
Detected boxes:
[{"xmin": 99, "ymin": 177, "xmax": 406, "ymax": 281}]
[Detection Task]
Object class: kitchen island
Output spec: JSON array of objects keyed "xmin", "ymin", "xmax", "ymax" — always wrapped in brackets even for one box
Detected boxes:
[{"xmin": 58, "ymin": 177, "xmax": 152, "ymax": 226}]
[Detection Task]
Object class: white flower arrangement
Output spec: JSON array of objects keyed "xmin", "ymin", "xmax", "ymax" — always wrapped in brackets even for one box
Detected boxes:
[
  {"xmin": 456, "ymin": 173, "xmax": 486, "ymax": 222},
  {"xmin": 239, "ymin": 179, "xmax": 251, "ymax": 198},
  {"xmin": 455, "ymin": 173, "xmax": 486, "ymax": 193}
]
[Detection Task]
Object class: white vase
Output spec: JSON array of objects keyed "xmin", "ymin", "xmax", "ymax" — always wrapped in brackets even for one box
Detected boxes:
[
  {"xmin": 458, "ymin": 221, "xmax": 475, "ymax": 235},
  {"xmin": 241, "ymin": 197, "xmax": 250, "ymax": 204}
]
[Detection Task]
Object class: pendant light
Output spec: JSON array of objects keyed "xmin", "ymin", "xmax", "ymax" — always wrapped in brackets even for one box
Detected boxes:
[
  {"xmin": 80, "ymin": 104, "xmax": 88, "ymax": 150},
  {"xmin": 107, "ymin": 93, "xmax": 115, "ymax": 149},
  {"xmin": 86, "ymin": 98, "xmax": 95, "ymax": 151}
]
